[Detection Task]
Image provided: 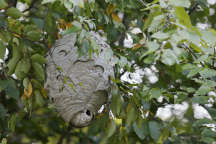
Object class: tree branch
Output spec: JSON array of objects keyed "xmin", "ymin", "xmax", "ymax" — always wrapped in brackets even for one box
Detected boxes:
[
  {"xmin": 23, "ymin": 0, "xmax": 38, "ymax": 12},
  {"xmin": 188, "ymin": 3, "xmax": 199, "ymax": 15}
]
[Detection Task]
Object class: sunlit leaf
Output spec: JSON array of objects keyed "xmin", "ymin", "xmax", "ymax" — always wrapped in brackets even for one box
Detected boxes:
[
  {"xmin": 31, "ymin": 54, "xmax": 47, "ymax": 64},
  {"xmin": 105, "ymin": 120, "xmax": 116, "ymax": 138},
  {"xmin": 133, "ymin": 120, "xmax": 148, "ymax": 140},
  {"xmin": 6, "ymin": 7, "xmax": 23, "ymax": 19},
  {"xmin": 107, "ymin": 4, "xmax": 115, "ymax": 15},
  {"xmin": 168, "ymin": 0, "xmax": 191, "ymax": 8},
  {"xmin": 150, "ymin": 88, "xmax": 162, "ymax": 99},
  {"xmin": 161, "ymin": 49, "xmax": 177, "ymax": 66},
  {"xmin": 152, "ymin": 31, "xmax": 169, "ymax": 40},
  {"xmin": 8, "ymin": 114, "xmax": 16, "ymax": 132},
  {"xmin": 149, "ymin": 121, "xmax": 161, "ymax": 142},
  {"xmin": 175, "ymin": 7, "xmax": 192, "ymax": 28},
  {"xmin": 0, "ymin": 0, "xmax": 8, "ymax": 9},
  {"xmin": 32, "ymin": 62, "xmax": 45, "ymax": 82},
  {"xmin": 112, "ymin": 13, "xmax": 121, "ymax": 23},
  {"xmin": 0, "ymin": 40, "xmax": 6, "ymax": 59}
]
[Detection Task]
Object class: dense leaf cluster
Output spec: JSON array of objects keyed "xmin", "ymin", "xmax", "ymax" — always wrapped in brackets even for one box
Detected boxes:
[{"xmin": 0, "ymin": 0, "xmax": 216, "ymax": 144}]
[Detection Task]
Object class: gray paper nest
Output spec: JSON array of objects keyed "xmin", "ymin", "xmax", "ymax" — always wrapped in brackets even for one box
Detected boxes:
[{"xmin": 45, "ymin": 32, "xmax": 114, "ymax": 127}]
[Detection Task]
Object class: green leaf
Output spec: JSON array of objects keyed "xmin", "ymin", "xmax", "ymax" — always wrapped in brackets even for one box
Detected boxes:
[
  {"xmin": 0, "ymin": 79, "xmax": 19, "ymax": 100},
  {"xmin": 8, "ymin": 114, "xmax": 16, "ymax": 132},
  {"xmin": 150, "ymin": 88, "xmax": 162, "ymax": 99},
  {"xmin": 34, "ymin": 90, "xmax": 45, "ymax": 106},
  {"xmin": 201, "ymin": 128, "xmax": 216, "ymax": 137},
  {"xmin": 42, "ymin": 0, "xmax": 56, "ymax": 4},
  {"xmin": 62, "ymin": 27, "xmax": 81, "ymax": 36},
  {"xmin": 195, "ymin": 80, "xmax": 216, "ymax": 96},
  {"xmin": 161, "ymin": 49, "xmax": 177, "ymax": 66},
  {"xmin": 6, "ymin": 84, "xmax": 19, "ymax": 100},
  {"xmin": 152, "ymin": 31, "xmax": 169, "ymax": 40},
  {"xmin": 201, "ymin": 30, "xmax": 216, "ymax": 46},
  {"xmin": 105, "ymin": 120, "xmax": 116, "ymax": 138},
  {"xmin": 140, "ymin": 41, "xmax": 160, "ymax": 59},
  {"xmin": 23, "ymin": 77, "xmax": 30, "ymax": 90},
  {"xmin": 15, "ymin": 59, "xmax": 31, "ymax": 80},
  {"xmin": 1, "ymin": 138, "xmax": 7, "ymax": 144},
  {"xmin": 126, "ymin": 105, "xmax": 137, "ymax": 126},
  {"xmin": 148, "ymin": 15, "xmax": 165, "ymax": 32},
  {"xmin": 192, "ymin": 96, "xmax": 209, "ymax": 104},
  {"xmin": 110, "ymin": 86, "xmax": 122, "ymax": 116},
  {"xmin": 168, "ymin": 0, "xmax": 191, "ymax": 8},
  {"xmin": 26, "ymin": 31, "xmax": 42, "ymax": 41},
  {"xmin": 143, "ymin": 8, "xmax": 161, "ymax": 31},
  {"xmin": 149, "ymin": 121, "xmax": 161, "ymax": 142},
  {"xmin": 133, "ymin": 120, "xmax": 148, "ymax": 140},
  {"xmin": 0, "ymin": 80, "xmax": 8, "ymax": 90},
  {"xmin": 31, "ymin": 54, "xmax": 47, "ymax": 64},
  {"xmin": 62, "ymin": 21, "xmax": 82, "ymax": 36},
  {"xmin": 79, "ymin": 39, "xmax": 90, "ymax": 56},
  {"xmin": 32, "ymin": 62, "xmax": 45, "ymax": 82},
  {"xmin": 175, "ymin": 7, "xmax": 192, "ymax": 28},
  {"xmin": 199, "ymin": 68, "xmax": 216, "ymax": 78},
  {"xmin": 187, "ymin": 67, "xmax": 203, "ymax": 78},
  {"xmin": 0, "ymin": 0, "xmax": 8, "ymax": 9},
  {"xmin": 0, "ymin": 41, "xmax": 6, "ymax": 60},
  {"xmin": 201, "ymin": 137, "xmax": 215, "ymax": 144},
  {"xmin": 6, "ymin": 7, "xmax": 23, "ymax": 19},
  {"xmin": 0, "ymin": 104, "xmax": 7, "ymax": 120},
  {"xmin": 7, "ymin": 46, "xmax": 21, "ymax": 75}
]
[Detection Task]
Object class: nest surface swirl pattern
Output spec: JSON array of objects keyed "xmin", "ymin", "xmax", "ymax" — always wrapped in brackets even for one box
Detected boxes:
[{"xmin": 45, "ymin": 32, "xmax": 114, "ymax": 127}]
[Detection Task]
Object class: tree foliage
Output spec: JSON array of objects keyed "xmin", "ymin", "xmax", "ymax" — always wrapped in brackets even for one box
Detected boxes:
[{"xmin": 0, "ymin": 0, "xmax": 216, "ymax": 143}]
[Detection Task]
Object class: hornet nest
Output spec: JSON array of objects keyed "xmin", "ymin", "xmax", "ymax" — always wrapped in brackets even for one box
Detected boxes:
[{"xmin": 45, "ymin": 32, "xmax": 114, "ymax": 127}]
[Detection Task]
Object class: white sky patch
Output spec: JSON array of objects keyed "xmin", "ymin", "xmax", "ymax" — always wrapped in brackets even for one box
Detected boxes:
[
  {"xmin": 124, "ymin": 33, "xmax": 133, "ymax": 48},
  {"xmin": 118, "ymin": 12, "xmax": 124, "ymax": 21},
  {"xmin": 156, "ymin": 107, "xmax": 172, "ymax": 121},
  {"xmin": 11, "ymin": 74, "xmax": 18, "ymax": 80},
  {"xmin": 121, "ymin": 65, "xmax": 145, "ymax": 84},
  {"xmin": 120, "ymin": 66, "xmax": 159, "ymax": 84},
  {"xmin": 16, "ymin": 2, "xmax": 29, "ymax": 12},
  {"xmin": 208, "ymin": 91, "xmax": 216, "ymax": 97},
  {"xmin": 208, "ymin": 0, "xmax": 216, "ymax": 5},
  {"xmin": 197, "ymin": 23, "xmax": 210, "ymax": 29},
  {"xmin": 157, "ymin": 96, "xmax": 163, "ymax": 103},
  {"xmin": 156, "ymin": 102, "xmax": 212, "ymax": 121},
  {"xmin": 144, "ymin": 68, "xmax": 158, "ymax": 84},
  {"xmin": 98, "ymin": 105, "xmax": 105, "ymax": 113},
  {"xmin": 209, "ymin": 8, "xmax": 215, "ymax": 16},
  {"xmin": 193, "ymin": 104, "xmax": 212, "ymax": 120},
  {"xmin": 131, "ymin": 28, "xmax": 142, "ymax": 34},
  {"xmin": 148, "ymin": 75, "xmax": 158, "ymax": 84},
  {"xmin": 0, "ymin": 48, "xmax": 9, "ymax": 65}
]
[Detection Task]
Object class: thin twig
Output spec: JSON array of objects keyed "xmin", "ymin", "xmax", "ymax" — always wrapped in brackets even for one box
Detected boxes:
[
  {"xmin": 182, "ymin": 44, "xmax": 205, "ymax": 67},
  {"xmin": 188, "ymin": 3, "xmax": 199, "ymax": 15},
  {"xmin": 136, "ymin": 0, "xmax": 147, "ymax": 7},
  {"xmin": 42, "ymin": 4, "xmax": 50, "ymax": 49},
  {"xmin": 23, "ymin": 0, "xmax": 37, "ymax": 12},
  {"xmin": 213, "ymin": 47, "xmax": 216, "ymax": 69}
]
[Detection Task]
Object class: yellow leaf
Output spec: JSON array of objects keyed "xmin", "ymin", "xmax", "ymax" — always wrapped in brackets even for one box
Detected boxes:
[
  {"xmin": 41, "ymin": 87, "xmax": 47, "ymax": 98},
  {"xmin": 112, "ymin": 13, "xmax": 121, "ymax": 23},
  {"xmin": 132, "ymin": 43, "xmax": 142, "ymax": 50},
  {"xmin": 126, "ymin": 104, "xmax": 131, "ymax": 113},
  {"xmin": 114, "ymin": 118, "xmax": 122, "ymax": 125},
  {"xmin": 23, "ymin": 82, "xmax": 32, "ymax": 98},
  {"xmin": 107, "ymin": 4, "xmax": 115, "ymax": 15},
  {"xmin": 57, "ymin": 19, "xmax": 67, "ymax": 30},
  {"xmin": 66, "ymin": 22, "xmax": 73, "ymax": 29},
  {"xmin": 13, "ymin": 33, "xmax": 21, "ymax": 38}
]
